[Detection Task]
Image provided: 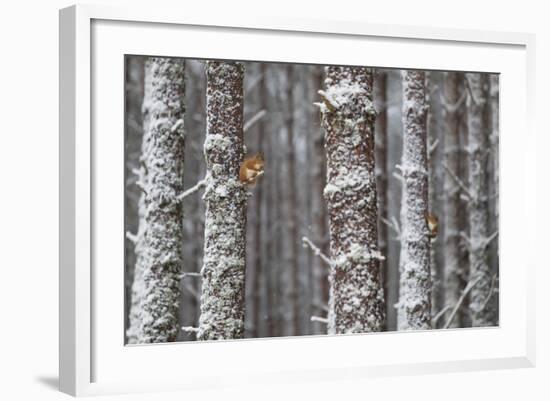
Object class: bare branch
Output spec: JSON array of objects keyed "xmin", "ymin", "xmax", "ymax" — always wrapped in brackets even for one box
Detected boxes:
[
  {"xmin": 243, "ymin": 109, "xmax": 267, "ymax": 133},
  {"xmin": 432, "ymin": 305, "xmax": 451, "ymax": 325},
  {"xmin": 181, "ymin": 272, "xmax": 202, "ymax": 279},
  {"xmin": 171, "ymin": 119, "xmax": 184, "ymax": 134},
  {"xmin": 181, "ymin": 326, "xmax": 199, "ymax": 333},
  {"xmin": 177, "ymin": 178, "xmax": 207, "ymax": 201},
  {"xmin": 380, "ymin": 216, "xmax": 401, "ymax": 239},
  {"xmin": 443, "ymin": 162, "xmax": 472, "ymax": 200},
  {"xmin": 244, "ymin": 72, "xmax": 264, "ymax": 93},
  {"xmin": 428, "ymin": 139, "xmax": 439, "ymax": 158},
  {"xmin": 440, "ymin": 89, "xmax": 467, "ymax": 113},
  {"xmin": 465, "ymin": 75, "xmax": 482, "ymax": 106},
  {"xmin": 182, "ymin": 282, "xmax": 199, "ymax": 301},
  {"xmin": 302, "ymin": 236, "xmax": 332, "ymax": 268},
  {"xmin": 476, "ymin": 274, "xmax": 498, "ymax": 314},
  {"xmin": 312, "ymin": 301, "xmax": 330, "ymax": 313},
  {"xmin": 310, "ymin": 316, "xmax": 329, "ymax": 324},
  {"xmin": 443, "ymin": 275, "xmax": 483, "ymax": 329},
  {"xmin": 135, "ymin": 179, "xmax": 147, "ymax": 194},
  {"xmin": 392, "ymin": 171, "xmax": 404, "ymax": 184},
  {"xmin": 484, "ymin": 230, "xmax": 499, "ymax": 249},
  {"xmin": 125, "ymin": 231, "xmax": 138, "ymax": 244}
]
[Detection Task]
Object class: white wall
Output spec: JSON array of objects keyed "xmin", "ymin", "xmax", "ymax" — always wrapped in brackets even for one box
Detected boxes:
[{"xmin": 0, "ymin": 0, "xmax": 547, "ymax": 400}]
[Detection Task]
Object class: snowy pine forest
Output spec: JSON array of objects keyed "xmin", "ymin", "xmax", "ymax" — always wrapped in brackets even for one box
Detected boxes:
[{"xmin": 124, "ymin": 56, "xmax": 499, "ymax": 344}]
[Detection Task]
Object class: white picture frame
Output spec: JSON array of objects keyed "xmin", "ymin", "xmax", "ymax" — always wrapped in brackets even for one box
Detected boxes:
[{"xmin": 59, "ymin": 3, "xmax": 536, "ymax": 397}]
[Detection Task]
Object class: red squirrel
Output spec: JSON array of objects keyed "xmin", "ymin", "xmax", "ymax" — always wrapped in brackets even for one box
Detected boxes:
[
  {"xmin": 239, "ymin": 153, "xmax": 265, "ymax": 186},
  {"xmin": 425, "ymin": 211, "xmax": 439, "ymax": 239}
]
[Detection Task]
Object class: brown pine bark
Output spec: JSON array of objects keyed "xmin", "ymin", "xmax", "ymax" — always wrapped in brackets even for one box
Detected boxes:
[
  {"xmin": 197, "ymin": 61, "xmax": 248, "ymax": 340},
  {"xmin": 319, "ymin": 66, "xmax": 385, "ymax": 334}
]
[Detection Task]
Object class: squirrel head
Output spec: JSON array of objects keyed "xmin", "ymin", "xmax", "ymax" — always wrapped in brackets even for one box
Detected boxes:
[{"xmin": 252, "ymin": 152, "xmax": 265, "ymax": 169}]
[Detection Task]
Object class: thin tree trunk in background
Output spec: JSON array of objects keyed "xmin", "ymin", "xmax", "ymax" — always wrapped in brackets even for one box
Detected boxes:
[
  {"xmin": 466, "ymin": 73, "xmax": 497, "ymax": 327},
  {"xmin": 374, "ymin": 70, "xmax": 389, "ymax": 329},
  {"xmin": 244, "ymin": 62, "xmax": 262, "ymax": 338},
  {"xmin": 457, "ymin": 92, "xmax": 472, "ymax": 327},
  {"xmin": 320, "ymin": 66, "xmax": 385, "ymax": 334},
  {"xmin": 385, "ymin": 69, "xmax": 403, "ymax": 332},
  {"xmin": 442, "ymin": 72, "xmax": 465, "ymax": 328},
  {"xmin": 426, "ymin": 72, "xmax": 445, "ymax": 323},
  {"xmin": 285, "ymin": 65, "xmax": 300, "ymax": 335},
  {"xmin": 178, "ymin": 60, "xmax": 206, "ymax": 341},
  {"xmin": 126, "ymin": 58, "xmax": 148, "ymax": 344},
  {"xmin": 397, "ymin": 70, "xmax": 432, "ymax": 331},
  {"xmin": 489, "ymin": 74, "xmax": 499, "ymax": 324},
  {"xmin": 310, "ymin": 67, "xmax": 329, "ymax": 334},
  {"xmin": 263, "ymin": 65, "xmax": 281, "ymax": 337},
  {"xmin": 295, "ymin": 65, "xmax": 314, "ymax": 335},
  {"xmin": 132, "ymin": 57, "xmax": 186, "ymax": 343},
  {"xmin": 198, "ymin": 61, "xmax": 248, "ymax": 340}
]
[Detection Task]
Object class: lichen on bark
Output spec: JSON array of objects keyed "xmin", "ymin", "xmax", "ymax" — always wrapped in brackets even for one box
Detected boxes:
[
  {"xmin": 396, "ymin": 70, "xmax": 432, "ymax": 331},
  {"xmin": 319, "ymin": 66, "xmax": 385, "ymax": 334},
  {"xmin": 197, "ymin": 61, "xmax": 248, "ymax": 340},
  {"xmin": 131, "ymin": 57, "xmax": 186, "ymax": 343}
]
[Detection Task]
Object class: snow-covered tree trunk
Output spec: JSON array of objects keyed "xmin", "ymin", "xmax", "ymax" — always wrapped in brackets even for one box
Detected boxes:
[
  {"xmin": 126, "ymin": 58, "xmax": 151, "ymax": 344},
  {"xmin": 374, "ymin": 70, "xmax": 389, "ymax": 328},
  {"xmin": 396, "ymin": 70, "xmax": 432, "ymax": 331},
  {"xmin": 319, "ymin": 66, "xmax": 385, "ymax": 334},
  {"xmin": 466, "ymin": 73, "xmax": 497, "ymax": 327},
  {"xmin": 197, "ymin": 61, "xmax": 248, "ymax": 340},
  {"xmin": 442, "ymin": 72, "xmax": 465, "ymax": 328},
  {"xmin": 131, "ymin": 57, "xmax": 186, "ymax": 343}
]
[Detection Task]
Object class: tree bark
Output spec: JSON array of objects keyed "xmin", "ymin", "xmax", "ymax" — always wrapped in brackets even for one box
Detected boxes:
[
  {"xmin": 131, "ymin": 57, "xmax": 186, "ymax": 343},
  {"xmin": 397, "ymin": 70, "xmax": 432, "ymax": 331},
  {"xmin": 126, "ymin": 57, "xmax": 149, "ymax": 344},
  {"xmin": 320, "ymin": 66, "xmax": 385, "ymax": 334},
  {"xmin": 443, "ymin": 72, "xmax": 465, "ymax": 328},
  {"xmin": 466, "ymin": 73, "xmax": 497, "ymax": 327},
  {"xmin": 198, "ymin": 61, "xmax": 248, "ymax": 340}
]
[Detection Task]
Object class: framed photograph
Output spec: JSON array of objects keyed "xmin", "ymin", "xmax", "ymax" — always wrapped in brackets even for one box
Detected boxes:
[{"xmin": 59, "ymin": 4, "xmax": 536, "ymax": 396}]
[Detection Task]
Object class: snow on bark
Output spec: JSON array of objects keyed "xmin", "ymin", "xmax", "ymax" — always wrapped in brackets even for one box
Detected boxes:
[
  {"xmin": 319, "ymin": 66, "xmax": 385, "ymax": 334},
  {"xmin": 396, "ymin": 70, "xmax": 432, "ymax": 331},
  {"xmin": 442, "ymin": 72, "xmax": 465, "ymax": 328},
  {"xmin": 126, "ymin": 60, "xmax": 153, "ymax": 344},
  {"xmin": 131, "ymin": 57, "xmax": 186, "ymax": 343},
  {"xmin": 197, "ymin": 61, "xmax": 248, "ymax": 340},
  {"xmin": 466, "ymin": 73, "xmax": 497, "ymax": 326}
]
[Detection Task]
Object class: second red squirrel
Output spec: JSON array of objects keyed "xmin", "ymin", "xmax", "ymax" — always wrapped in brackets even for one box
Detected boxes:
[
  {"xmin": 425, "ymin": 211, "xmax": 439, "ymax": 239},
  {"xmin": 239, "ymin": 153, "xmax": 265, "ymax": 186}
]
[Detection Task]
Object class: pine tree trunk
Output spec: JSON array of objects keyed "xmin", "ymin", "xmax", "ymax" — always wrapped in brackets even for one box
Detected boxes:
[
  {"xmin": 443, "ymin": 72, "xmax": 464, "ymax": 328},
  {"xmin": 320, "ymin": 66, "xmax": 385, "ymax": 334},
  {"xmin": 126, "ymin": 58, "xmax": 149, "ymax": 344},
  {"xmin": 198, "ymin": 61, "xmax": 248, "ymax": 340},
  {"xmin": 397, "ymin": 70, "xmax": 432, "ymax": 331},
  {"xmin": 426, "ymin": 72, "xmax": 445, "ymax": 323},
  {"xmin": 131, "ymin": 57, "xmax": 186, "ymax": 343},
  {"xmin": 466, "ymin": 73, "xmax": 497, "ymax": 327}
]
